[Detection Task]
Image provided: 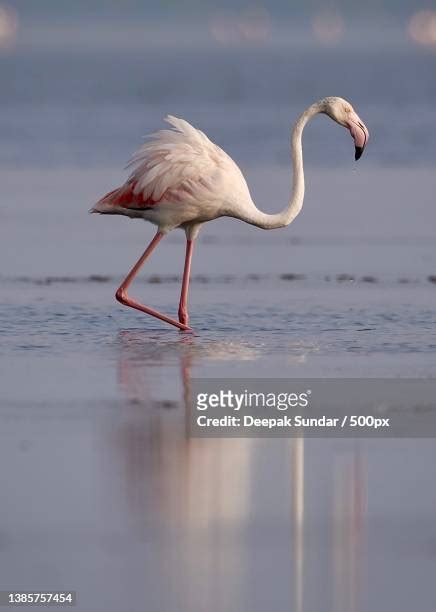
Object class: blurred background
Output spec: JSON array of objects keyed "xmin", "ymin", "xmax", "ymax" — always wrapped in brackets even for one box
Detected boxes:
[
  {"xmin": 1, "ymin": 0, "xmax": 436, "ymax": 279},
  {"xmin": 0, "ymin": 0, "xmax": 436, "ymax": 169},
  {"xmin": 1, "ymin": 3, "xmax": 436, "ymax": 612}
]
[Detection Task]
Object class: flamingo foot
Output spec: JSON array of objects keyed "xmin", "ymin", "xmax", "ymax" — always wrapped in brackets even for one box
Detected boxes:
[
  {"xmin": 178, "ymin": 309, "xmax": 193, "ymax": 332},
  {"xmin": 116, "ymin": 289, "xmax": 191, "ymax": 332},
  {"xmin": 178, "ymin": 308, "xmax": 189, "ymax": 327}
]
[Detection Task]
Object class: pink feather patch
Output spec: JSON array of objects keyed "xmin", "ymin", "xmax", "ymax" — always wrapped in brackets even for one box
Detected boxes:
[{"xmin": 97, "ymin": 180, "xmax": 161, "ymax": 209}]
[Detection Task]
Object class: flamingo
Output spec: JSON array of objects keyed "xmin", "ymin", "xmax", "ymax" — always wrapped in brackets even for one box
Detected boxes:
[{"xmin": 92, "ymin": 97, "xmax": 368, "ymax": 332}]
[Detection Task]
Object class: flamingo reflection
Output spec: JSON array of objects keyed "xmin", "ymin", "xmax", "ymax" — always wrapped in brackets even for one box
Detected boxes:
[{"xmin": 105, "ymin": 331, "xmax": 368, "ymax": 612}]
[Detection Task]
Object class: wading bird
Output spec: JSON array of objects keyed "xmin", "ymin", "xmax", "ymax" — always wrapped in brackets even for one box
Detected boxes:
[{"xmin": 92, "ymin": 97, "xmax": 368, "ymax": 331}]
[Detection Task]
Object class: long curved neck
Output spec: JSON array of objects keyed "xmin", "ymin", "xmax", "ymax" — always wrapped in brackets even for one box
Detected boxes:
[{"xmin": 241, "ymin": 103, "xmax": 321, "ymax": 230}]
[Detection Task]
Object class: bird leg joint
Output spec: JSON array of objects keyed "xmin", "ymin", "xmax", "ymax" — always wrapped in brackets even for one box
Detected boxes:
[{"xmin": 115, "ymin": 287, "xmax": 128, "ymax": 305}]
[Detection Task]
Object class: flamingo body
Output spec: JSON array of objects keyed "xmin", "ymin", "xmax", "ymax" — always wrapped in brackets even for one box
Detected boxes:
[{"xmin": 93, "ymin": 115, "xmax": 253, "ymax": 235}]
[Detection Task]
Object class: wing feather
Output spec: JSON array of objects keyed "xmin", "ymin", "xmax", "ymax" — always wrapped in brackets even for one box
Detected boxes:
[
  {"xmin": 125, "ymin": 115, "xmax": 241, "ymax": 205},
  {"xmin": 93, "ymin": 115, "xmax": 251, "ymax": 215}
]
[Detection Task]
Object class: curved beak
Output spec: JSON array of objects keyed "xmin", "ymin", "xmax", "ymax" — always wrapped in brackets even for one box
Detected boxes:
[{"xmin": 347, "ymin": 112, "xmax": 369, "ymax": 160}]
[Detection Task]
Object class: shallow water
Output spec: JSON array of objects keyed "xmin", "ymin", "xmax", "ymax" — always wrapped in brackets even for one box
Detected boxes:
[
  {"xmin": 1, "ymin": 260, "xmax": 436, "ymax": 611},
  {"xmin": 1, "ymin": 17, "xmax": 436, "ymax": 612}
]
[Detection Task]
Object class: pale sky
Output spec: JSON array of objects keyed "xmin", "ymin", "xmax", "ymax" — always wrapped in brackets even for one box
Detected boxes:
[{"xmin": 8, "ymin": 0, "xmax": 429, "ymax": 19}]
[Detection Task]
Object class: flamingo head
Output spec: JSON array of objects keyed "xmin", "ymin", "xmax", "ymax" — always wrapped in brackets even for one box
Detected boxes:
[{"xmin": 321, "ymin": 97, "xmax": 369, "ymax": 160}]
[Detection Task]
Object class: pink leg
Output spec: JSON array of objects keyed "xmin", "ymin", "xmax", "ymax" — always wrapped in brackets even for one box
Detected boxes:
[
  {"xmin": 115, "ymin": 231, "xmax": 192, "ymax": 331},
  {"xmin": 178, "ymin": 239, "xmax": 194, "ymax": 326}
]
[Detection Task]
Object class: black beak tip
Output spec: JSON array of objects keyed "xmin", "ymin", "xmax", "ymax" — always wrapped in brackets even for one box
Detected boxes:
[{"xmin": 355, "ymin": 146, "xmax": 364, "ymax": 161}]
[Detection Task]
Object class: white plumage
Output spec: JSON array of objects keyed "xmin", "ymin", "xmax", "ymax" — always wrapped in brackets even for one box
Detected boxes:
[
  {"xmin": 93, "ymin": 115, "xmax": 252, "ymax": 231},
  {"xmin": 127, "ymin": 115, "xmax": 223, "ymax": 201}
]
